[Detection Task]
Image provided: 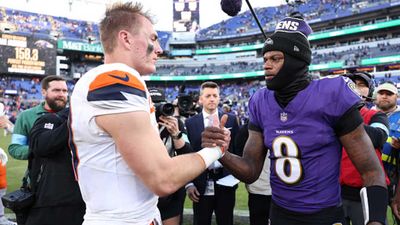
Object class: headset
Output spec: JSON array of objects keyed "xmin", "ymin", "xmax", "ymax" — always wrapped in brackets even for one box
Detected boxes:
[{"xmin": 344, "ymin": 71, "xmax": 375, "ymax": 101}]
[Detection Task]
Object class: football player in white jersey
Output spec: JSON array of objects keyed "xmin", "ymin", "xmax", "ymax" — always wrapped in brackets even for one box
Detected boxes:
[{"xmin": 69, "ymin": 2, "xmax": 229, "ymax": 225}]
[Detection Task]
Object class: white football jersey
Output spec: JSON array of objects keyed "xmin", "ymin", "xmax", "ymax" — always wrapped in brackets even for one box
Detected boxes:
[{"xmin": 70, "ymin": 63, "xmax": 160, "ymax": 224}]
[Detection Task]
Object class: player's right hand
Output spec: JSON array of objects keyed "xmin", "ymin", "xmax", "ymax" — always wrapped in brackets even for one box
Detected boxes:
[
  {"xmin": 186, "ymin": 185, "xmax": 200, "ymax": 203},
  {"xmin": 201, "ymin": 114, "xmax": 230, "ymax": 152}
]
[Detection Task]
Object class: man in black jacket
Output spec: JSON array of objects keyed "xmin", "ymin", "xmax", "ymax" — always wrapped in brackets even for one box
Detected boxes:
[{"xmin": 26, "ymin": 108, "xmax": 85, "ymax": 225}]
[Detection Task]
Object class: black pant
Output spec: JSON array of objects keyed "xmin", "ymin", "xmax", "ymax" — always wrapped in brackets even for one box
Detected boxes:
[
  {"xmin": 248, "ymin": 193, "xmax": 271, "ymax": 225},
  {"xmin": 14, "ymin": 208, "xmax": 30, "ymax": 225},
  {"xmin": 158, "ymin": 187, "xmax": 186, "ymax": 221},
  {"xmin": 192, "ymin": 184, "xmax": 236, "ymax": 225},
  {"xmin": 25, "ymin": 204, "xmax": 85, "ymax": 225},
  {"xmin": 270, "ymin": 201, "xmax": 345, "ymax": 225}
]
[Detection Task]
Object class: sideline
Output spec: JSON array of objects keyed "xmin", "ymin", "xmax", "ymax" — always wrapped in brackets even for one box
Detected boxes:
[{"xmin": 183, "ymin": 208, "xmax": 249, "ymax": 216}]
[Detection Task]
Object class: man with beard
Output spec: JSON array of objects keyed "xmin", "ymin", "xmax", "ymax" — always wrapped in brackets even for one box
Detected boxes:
[
  {"xmin": 372, "ymin": 82, "xmax": 400, "ymax": 223},
  {"xmin": 202, "ymin": 15, "xmax": 387, "ymax": 225},
  {"xmin": 8, "ymin": 75, "xmax": 68, "ymax": 160},
  {"xmin": 7, "ymin": 76, "xmax": 68, "ymax": 225}
]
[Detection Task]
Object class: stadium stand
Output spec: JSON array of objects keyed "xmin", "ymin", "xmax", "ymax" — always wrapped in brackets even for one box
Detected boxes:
[{"xmin": 2, "ymin": 0, "xmax": 400, "ymax": 124}]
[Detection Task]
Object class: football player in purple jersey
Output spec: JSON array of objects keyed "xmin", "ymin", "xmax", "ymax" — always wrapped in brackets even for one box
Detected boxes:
[{"xmin": 202, "ymin": 15, "xmax": 387, "ymax": 225}]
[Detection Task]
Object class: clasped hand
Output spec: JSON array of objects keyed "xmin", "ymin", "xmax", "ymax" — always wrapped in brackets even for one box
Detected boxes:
[{"xmin": 201, "ymin": 114, "xmax": 231, "ymax": 151}]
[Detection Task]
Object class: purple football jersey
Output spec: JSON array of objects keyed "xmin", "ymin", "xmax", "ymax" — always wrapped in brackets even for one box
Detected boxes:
[{"xmin": 248, "ymin": 76, "xmax": 361, "ymax": 213}]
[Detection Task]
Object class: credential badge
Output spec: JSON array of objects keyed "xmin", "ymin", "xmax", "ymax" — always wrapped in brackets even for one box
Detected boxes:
[
  {"xmin": 44, "ymin": 123, "xmax": 54, "ymax": 130},
  {"xmin": 280, "ymin": 112, "xmax": 288, "ymax": 122}
]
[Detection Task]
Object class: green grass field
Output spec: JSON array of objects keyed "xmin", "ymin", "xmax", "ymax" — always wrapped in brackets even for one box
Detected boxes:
[
  {"xmin": 0, "ymin": 133, "xmax": 27, "ymax": 198},
  {"xmin": 1, "ymin": 130, "xmax": 397, "ymax": 225}
]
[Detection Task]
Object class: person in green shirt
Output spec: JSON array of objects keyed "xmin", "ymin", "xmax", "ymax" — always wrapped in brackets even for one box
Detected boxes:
[{"xmin": 8, "ymin": 76, "xmax": 68, "ymax": 160}]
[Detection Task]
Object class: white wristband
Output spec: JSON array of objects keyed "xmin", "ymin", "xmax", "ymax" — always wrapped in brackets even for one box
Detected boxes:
[{"xmin": 197, "ymin": 147, "xmax": 223, "ymax": 168}]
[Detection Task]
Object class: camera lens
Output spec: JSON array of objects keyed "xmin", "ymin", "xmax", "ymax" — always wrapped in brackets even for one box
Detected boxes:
[
  {"xmin": 157, "ymin": 103, "xmax": 174, "ymax": 116},
  {"xmin": 178, "ymin": 95, "xmax": 193, "ymax": 111}
]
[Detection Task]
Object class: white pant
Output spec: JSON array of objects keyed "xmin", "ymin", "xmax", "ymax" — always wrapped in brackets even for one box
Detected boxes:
[
  {"xmin": 82, "ymin": 213, "xmax": 161, "ymax": 225},
  {"xmin": 0, "ymin": 188, "xmax": 6, "ymax": 218}
]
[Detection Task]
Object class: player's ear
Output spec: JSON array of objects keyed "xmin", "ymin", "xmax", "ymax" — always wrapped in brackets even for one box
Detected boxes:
[
  {"xmin": 119, "ymin": 30, "xmax": 133, "ymax": 48},
  {"xmin": 41, "ymin": 88, "xmax": 47, "ymax": 97}
]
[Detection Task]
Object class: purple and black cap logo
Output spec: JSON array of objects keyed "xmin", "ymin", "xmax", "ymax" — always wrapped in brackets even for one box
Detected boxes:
[{"xmin": 275, "ymin": 17, "xmax": 313, "ymax": 39}]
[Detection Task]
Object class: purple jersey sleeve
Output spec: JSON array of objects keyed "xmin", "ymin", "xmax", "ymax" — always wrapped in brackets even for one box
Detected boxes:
[
  {"xmin": 319, "ymin": 76, "xmax": 361, "ymax": 124},
  {"xmin": 248, "ymin": 88, "xmax": 267, "ymax": 131}
]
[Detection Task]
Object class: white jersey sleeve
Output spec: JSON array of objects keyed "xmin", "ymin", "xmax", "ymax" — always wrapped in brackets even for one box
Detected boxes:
[{"xmin": 86, "ymin": 64, "xmax": 151, "ymax": 116}]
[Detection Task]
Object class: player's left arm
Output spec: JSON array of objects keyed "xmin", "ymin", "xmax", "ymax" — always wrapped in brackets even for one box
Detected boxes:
[
  {"xmin": 8, "ymin": 113, "xmax": 30, "ymax": 160},
  {"xmin": 338, "ymin": 106, "xmax": 387, "ymax": 225},
  {"xmin": 340, "ymin": 123, "xmax": 386, "ymax": 186}
]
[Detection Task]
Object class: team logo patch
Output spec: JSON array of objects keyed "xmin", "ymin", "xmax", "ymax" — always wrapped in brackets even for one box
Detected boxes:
[
  {"xmin": 265, "ymin": 38, "xmax": 274, "ymax": 46},
  {"xmin": 280, "ymin": 112, "xmax": 288, "ymax": 122},
  {"xmin": 44, "ymin": 123, "xmax": 54, "ymax": 130},
  {"xmin": 108, "ymin": 73, "xmax": 130, "ymax": 82},
  {"xmin": 346, "ymin": 78, "xmax": 361, "ymax": 98},
  {"xmin": 275, "ymin": 17, "xmax": 313, "ymax": 38}
]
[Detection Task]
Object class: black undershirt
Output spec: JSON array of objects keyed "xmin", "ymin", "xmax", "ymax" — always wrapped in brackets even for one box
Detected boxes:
[{"xmin": 334, "ymin": 103, "xmax": 364, "ymax": 137}]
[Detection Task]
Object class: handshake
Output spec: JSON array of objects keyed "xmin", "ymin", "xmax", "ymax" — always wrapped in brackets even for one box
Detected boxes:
[{"xmin": 197, "ymin": 114, "xmax": 231, "ymax": 168}]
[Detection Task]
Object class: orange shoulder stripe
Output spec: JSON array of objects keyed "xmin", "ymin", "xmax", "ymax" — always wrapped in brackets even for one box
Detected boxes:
[{"xmin": 89, "ymin": 70, "xmax": 146, "ymax": 92}]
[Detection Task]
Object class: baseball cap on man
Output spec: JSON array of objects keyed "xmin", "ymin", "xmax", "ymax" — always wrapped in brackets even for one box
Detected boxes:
[
  {"xmin": 262, "ymin": 16, "xmax": 313, "ymax": 65},
  {"xmin": 376, "ymin": 83, "xmax": 398, "ymax": 95}
]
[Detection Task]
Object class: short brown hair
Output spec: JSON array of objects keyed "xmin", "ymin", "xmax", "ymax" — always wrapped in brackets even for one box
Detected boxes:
[
  {"xmin": 100, "ymin": 2, "xmax": 153, "ymax": 54},
  {"xmin": 200, "ymin": 81, "xmax": 219, "ymax": 95},
  {"xmin": 41, "ymin": 75, "xmax": 66, "ymax": 90}
]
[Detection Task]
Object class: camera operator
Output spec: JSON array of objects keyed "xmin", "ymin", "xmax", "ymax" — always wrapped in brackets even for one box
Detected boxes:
[{"xmin": 149, "ymin": 88, "xmax": 193, "ymax": 225}]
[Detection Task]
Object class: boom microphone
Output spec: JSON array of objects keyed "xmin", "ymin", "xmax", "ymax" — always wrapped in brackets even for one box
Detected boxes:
[
  {"xmin": 220, "ymin": 0, "xmax": 242, "ymax": 16},
  {"xmin": 221, "ymin": 0, "xmax": 267, "ymax": 39}
]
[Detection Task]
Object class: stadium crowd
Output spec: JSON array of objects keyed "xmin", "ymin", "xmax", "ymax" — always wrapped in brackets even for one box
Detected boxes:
[
  {"xmin": 196, "ymin": 0, "xmax": 399, "ymax": 40},
  {"xmin": 0, "ymin": 76, "xmax": 263, "ymax": 126}
]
